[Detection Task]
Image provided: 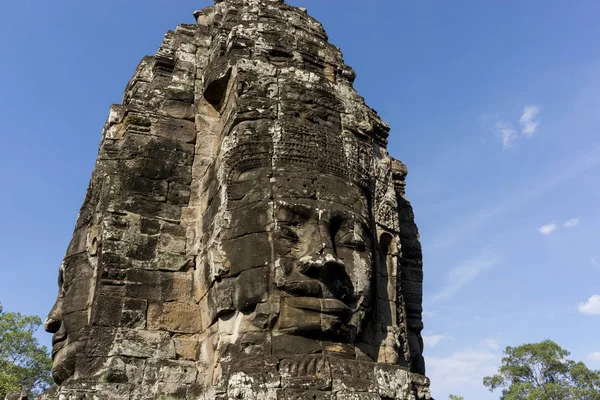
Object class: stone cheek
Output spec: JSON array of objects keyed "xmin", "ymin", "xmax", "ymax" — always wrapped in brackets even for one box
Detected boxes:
[{"xmin": 42, "ymin": 0, "xmax": 430, "ymax": 399}]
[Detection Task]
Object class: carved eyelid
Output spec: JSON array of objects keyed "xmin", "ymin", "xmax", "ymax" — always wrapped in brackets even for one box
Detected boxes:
[
  {"xmin": 57, "ymin": 267, "xmax": 66, "ymax": 298},
  {"xmin": 331, "ymin": 216, "xmax": 369, "ymax": 240},
  {"xmin": 278, "ymin": 225, "xmax": 300, "ymax": 240},
  {"xmin": 337, "ymin": 231, "xmax": 368, "ymax": 245},
  {"xmin": 58, "ymin": 263, "xmax": 66, "ymax": 285},
  {"xmin": 277, "ymin": 204, "xmax": 312, "ymax": 224}
]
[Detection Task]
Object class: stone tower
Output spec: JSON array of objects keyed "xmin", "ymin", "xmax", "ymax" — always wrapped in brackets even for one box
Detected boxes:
[{"xmin": 43, "ymin": 0, "xmax": 431, "ymax": 398}]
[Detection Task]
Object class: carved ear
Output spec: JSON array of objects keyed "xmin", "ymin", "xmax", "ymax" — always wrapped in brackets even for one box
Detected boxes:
[{"xmin": 204, "ymin": 66, "xmax": 232, "ymax": 111}]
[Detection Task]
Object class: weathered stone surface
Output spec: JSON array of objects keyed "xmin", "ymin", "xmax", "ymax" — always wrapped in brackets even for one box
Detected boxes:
[
  {"xmin": 4, "ymin": 394, "xmax": 27, "ymax": 400},
  {"xmin": 42, "ymin": 0, "xmax": 431, "ymax": 399}
]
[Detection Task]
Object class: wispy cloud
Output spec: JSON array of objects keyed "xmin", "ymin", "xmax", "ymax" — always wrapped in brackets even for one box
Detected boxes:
[
  {"xmin": 423, "ymin": 334, "xmax": 454, "ymax": 349},
  {"xmin": 593, "ymin": 257, "xmax": 598, "ymax": 266},
  {"xmin": 431, "ymin": 255, "xmax": 496, "ymax": 302},
  {"xmin": 563, "ymin": 218, "xmax": 579, "ymax": 228},
  {"xmin": 589, "ymin": 352, "xmax": 600, "ymax": 362},
  {"xmin": 423, "ymin": 311, "xmax": 436, "ymax": 319},
  {"xmin": 491, "ymin": 105, "xmax": 541, "ymax": 148},
  {"xmin": 537, "ymin": 218, "xmax": 578, "ymax": 235},
  {"xmin": 431, "ymin": 143, "xmax": 600, "ymax": 249},
  {"xmin": 481, "ymin": 338, "xmax": 501, "ymax": 350},
  {"xmin": 519, "ymin": 105, "xmax": 541, "ymax": 136},
  {"xmin": 495, "ymin": 121, "xmax": 518, "ymax": 149},
  {"xmin": 579, "ymin": 295, "xmax": 600, "ymax": 315},
  {"xmin": 426, "ymin": 348, "xmax": 499, "ymax": 390},
  {"xmin": 538, "ymin": 222, "xmax": 558, "ymax": 235}
]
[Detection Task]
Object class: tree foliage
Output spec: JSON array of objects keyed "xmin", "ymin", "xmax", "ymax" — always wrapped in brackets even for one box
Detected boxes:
[
  {"xmin": 483, "ymin": 339, "xmax": 600, "ymax": 400},
  {"xmin": 0, "ymin": 304, "xmax": 53, "ymax": 398},
  {"xmin": 448, "ymin": 395, "xmax": 465, "ymax": 400}
]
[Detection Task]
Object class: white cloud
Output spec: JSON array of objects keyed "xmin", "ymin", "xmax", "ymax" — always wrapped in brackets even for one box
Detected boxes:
[
  {"xmin": 490, "ymin": 105, "xmax": 541, "ymax": 148},
  {"xmin": 495, "ymin": 121, "xmax": 518, "ymax": 149},
  {"xmin": 538, "ymin": 222, "xmax": 558, "ymax": 235},
  {"xmin": 481, "ymin": 338, "xmax": 501, "ymax": 350},
  {"xmin": 579, "ymin": 295, "xmax": 600, "ymax": 315},
  {"xmin": 426, "ymin": 349, "xmax": 499, "ymax": 391},
  {"xmin": 589, "ymin": 352, "xmax": 600, "ymax": 362},
  {"xmin": 563, "ymin": 218, "xmax": 579, "ymax": 228},
  {"xmin": 431, "ymin": 142, "xmax": 600, "ymax": 249},
  {"xmin": 423, "ymin": 334, "xmax": 453, "ymax": 349},
  {"xmin": 423, "ymin": 311, "xmax": 436, "ymax": 318},
  {"xmin": 519, "ymin": 105, "xmax": 541, "ymax": 136},
  {"xmin": 593, "ymin": 257, "xmax": 598, "ymax": 266},
  {"xmin": 431, "ymin": 255, "xmax": 496, "ymax": 302}
]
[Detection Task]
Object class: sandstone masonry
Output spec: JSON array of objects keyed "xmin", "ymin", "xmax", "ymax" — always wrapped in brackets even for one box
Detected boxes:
[{"xmin": 40, "ymin": 1, "xmax": 431, "ymax": 399}]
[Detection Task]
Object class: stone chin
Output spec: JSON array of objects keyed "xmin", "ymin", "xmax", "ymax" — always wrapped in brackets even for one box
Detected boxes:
[{"xmin": 51, "ymin": 341, "xmax": 78, "ymax": 385}]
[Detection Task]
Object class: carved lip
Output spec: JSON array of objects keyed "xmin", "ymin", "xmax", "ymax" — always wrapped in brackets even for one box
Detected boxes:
[
  {"xmin": 285, "ymin": 296, "xmax": 352, "ymax": 314},
  {"xmin": 282, "ymin": 279, "xmax": 322, "ymax": 297},
  {"xmin": 52, "ymin": 332, "xmax": 68, "ymax": 354}
]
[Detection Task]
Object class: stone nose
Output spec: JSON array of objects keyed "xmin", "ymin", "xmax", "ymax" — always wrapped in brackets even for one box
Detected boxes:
[
  {"xmin": 44, "ymin": 317, "xmax": 61, "ymax": 334},
  {"xmin": 297, "ymin": 253, "xmax": 346, "ymax": 277},
  {"xmin": 297, "ymin": 253, "xmax": 355, "ymax": 304},
  {"xmin": 44, "ymin": 299, "xmax": 63, "ymax": 334}
]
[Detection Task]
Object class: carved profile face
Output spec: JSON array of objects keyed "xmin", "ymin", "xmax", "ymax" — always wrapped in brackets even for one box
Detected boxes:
[
  {"xmin": 44, "ymin": 254, "xmax": 94, "ymax": 384},
  {"xmin": 222, "ymin": 166, "xmax": 374, "ymax": 343}
]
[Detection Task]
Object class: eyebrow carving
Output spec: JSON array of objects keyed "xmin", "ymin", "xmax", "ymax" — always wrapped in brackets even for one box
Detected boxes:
[{"xmin": 276, "ymin": 202, "xmax": 314, "ymax": 224}]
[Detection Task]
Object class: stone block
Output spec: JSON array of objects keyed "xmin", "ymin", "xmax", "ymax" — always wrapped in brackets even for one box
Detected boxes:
[
  {"xmin": 121, "ymin": 298, "xmax": 147, "ymax": 329},
  {"xmin": 228, "ymin": 388, "xmax": 281, "ymax": 399},
  {"xmin": 147, "ymin": 302, "xmax": 203, "ymax": 334},
  {"xmin": 158, "ymin": 360, "xmax": 198, "ymax": 383},
  {"xmin": 280, "ymin": 390, "xmax": 333, "ymax": 400},
  {"xmin": 233, "ymin": 266, "xmax": 269, "ymax": 311},
  {"xmin": 156, "ymin": 382, "xmax": 189, "ymax": 399},
  {"xmin": 93, "ymin": 295, "xmax": 124, "ymax": 327},
  {"xmin": 335, "ymin": 393, "xmax": 380, "ymax": 400},
  {"xmin": 161, "ymin": 271, "xmax": 194, "ymax": 301},
  {"xmin": 374, "ymin": 364, "xmax": 411, "ymax": 399},
  {"xmin": 108, "ymin": 329, "xmax": 174, "ymax": 359},
  {"xmin": 225, "ymin": 355, "xmax": 280, "ymax": 389},
  {"xmin": 330, "ymin": 359, "xmax": 377, "ymax": 394},
  {"xmin": 207, "ymin": 277, "xmax": 235, "ymax": 317},
  {"xmin": 222, "ymin": 233, "xmax": 272, "ymax": 276},
  {"xmin": 153, "ymin": 252, "xmax": 195, "ymax": 272},
  {"xmin": 280, "ymin": 356, "xmax": 331, "ymax": 391},
  {"xmin": 174, "ymin": 335, "xmax": 200, "ymax": 360},
  {"xmin": 161, "ymin": 99, "xmax": 195, "ymax": 120},
  {"xmin": 278, "ymin": 298, "xmax": 321, "ymax": 332}
]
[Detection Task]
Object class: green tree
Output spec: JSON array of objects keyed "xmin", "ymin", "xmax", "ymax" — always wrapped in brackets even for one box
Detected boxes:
[
  {"xmin": 483, "ymin": 339, "xmax": 600, "ymax": 400},
  {"xmin": 449, "ymin": 395, "xmax": 465, "ymax": 400},
  {"xmin": 0, "ymin": 304, "xmax": 53, "ymax": 398}
]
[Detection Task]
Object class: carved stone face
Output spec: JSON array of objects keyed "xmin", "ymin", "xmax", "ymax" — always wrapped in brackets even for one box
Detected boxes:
[
  {"xmin": 44, "ymin": 255, "xmax": 94, "ymax": 384},
  {"xmin": 223, "ymin": 168, "xmax": 374, "ymax": 342},
  {"xmin": 274, "ymin": 199, "xmax": 373, "ymax": 339}
]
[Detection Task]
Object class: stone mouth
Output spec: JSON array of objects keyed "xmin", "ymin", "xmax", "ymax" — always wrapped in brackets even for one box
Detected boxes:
[
  {"xmin": 52, "ymin": 331, "xmax": 68, "ymax": 355},
  {"xmin": 284, "ymin": 296, "xmax": 353, "ymax": 314},
  {"xmin": 282, "ymin": 279, "xmax": 323, "ymax": 297},
  {"xmin": 282, "ymin": 275, "xmax": 357, "ymax": 311}
]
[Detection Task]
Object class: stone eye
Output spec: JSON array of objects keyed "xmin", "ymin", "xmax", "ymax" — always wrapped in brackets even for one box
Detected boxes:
[
  {"xmin": 278, "ymin": 225, "xmax": 299, "ymax": 242},
  {"xmin": 329, "ymin": 216, "xmax": 343, "ymax": 254},
  {"xmin": 341, "ymin": 238, "xmax": 367, "ymax": 252},
  {"xmin": 277, "ymin": 204, "xmax": 311, "ymax": 227},
  {"xmin": 58, "ymin": 268, "xmax": 66, "ymax": 297},
  {"xmin": 337, "ymin": 226, "xmax": 368, "ymax": 252}
]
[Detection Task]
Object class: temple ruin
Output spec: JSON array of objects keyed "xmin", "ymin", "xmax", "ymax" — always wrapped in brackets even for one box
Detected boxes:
[{"xmin": 42, "ymin": 0, "xmax": 431, "ymax": 398}]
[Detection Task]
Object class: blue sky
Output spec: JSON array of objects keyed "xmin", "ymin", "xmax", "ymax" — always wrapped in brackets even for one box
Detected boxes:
[{"xmin": 1, "ymin": 1, "xmax": 599, "ymax": 398}]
